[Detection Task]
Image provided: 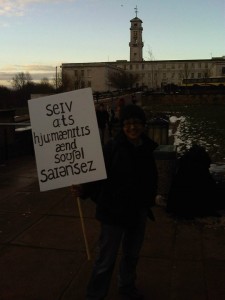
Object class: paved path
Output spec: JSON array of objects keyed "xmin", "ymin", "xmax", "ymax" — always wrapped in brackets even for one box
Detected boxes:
[{"xmin": 1, "ymin": 155, "xmax": 225, "ymax": 300}]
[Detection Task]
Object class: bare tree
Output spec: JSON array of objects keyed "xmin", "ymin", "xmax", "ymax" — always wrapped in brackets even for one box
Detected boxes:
[
  {"xmin": 146, "ymin": 45, "xmax": 158, "ymax": 89},
  {"xmin": 34, "ymin": 77, "xmax": 55, "ymax": 93},
  {"xmin": 52, "ymin": 67, "xmax": 63, "ymax": 90},
  {"xmin": 0, "ymin": 85, "xmax": 11, "ymax": 108},
  {"xmin": 61, "ymin": 73, "xmax": 71, "ymax": 91},
  {"xmin": 10, "ymin": 72, "xmax": 34, "ymax": 106},
  {"xmin": 41, "ymin": 77, "xmax": 51, "ymax": 86},
  {"xmin": 74, "ymin": 71, "xmax": 85, "ymax": 90},
  {"xmin": 180, "ymin": 63, "xmax": 191, "ymax": 83},
  {"xmin": 108, "ymin": 70, "xmax": 139, "ymax": 90},
  {"xmin": 146, "ymin": 45, "xmax": 155, "ymax": 61},
  {"xmin": 179, "ymin": 63, "xmax": 192, "ymax": 93},
  {"xmin": 203, "ymin": 66, "xmax": 213, "ymax": 80},
  {"xmin": 11, "ymin": 72, "xmax": 33, "ymax": 90}
]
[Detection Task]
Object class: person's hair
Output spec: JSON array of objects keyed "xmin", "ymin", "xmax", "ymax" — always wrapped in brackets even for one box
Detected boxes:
[
  {"xmin": 120, "ymin": 104, "xmax": 146, "ymax": 126},
  {"xmin": 180, "ymin": 144, "xmax": 211, "ymax": 168}
]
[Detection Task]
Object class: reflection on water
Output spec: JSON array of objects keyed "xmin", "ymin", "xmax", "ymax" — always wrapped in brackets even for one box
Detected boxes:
[
  {"xmin": 163, "ymin": 106, "xmax": 225, "ymax": 164},
  {"xmin": 168, "ymin": 111, "xmax": 225, "ymax": 180}
]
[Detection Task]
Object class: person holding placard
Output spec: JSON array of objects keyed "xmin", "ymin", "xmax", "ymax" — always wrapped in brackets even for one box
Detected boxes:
[{"xmin": 73, "ymin": 104, "xmax": 158, "ymax": 300}]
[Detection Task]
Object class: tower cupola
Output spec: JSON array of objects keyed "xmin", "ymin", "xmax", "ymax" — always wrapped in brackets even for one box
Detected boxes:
[{"xmin": 129, "ymin": 6, "xmax": 144, "ymax": 61}]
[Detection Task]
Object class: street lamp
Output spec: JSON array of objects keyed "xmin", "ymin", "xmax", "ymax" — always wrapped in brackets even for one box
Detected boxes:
[{"xmin": 56, "ymin": 66, "xmax": 58, "ymax": 90}]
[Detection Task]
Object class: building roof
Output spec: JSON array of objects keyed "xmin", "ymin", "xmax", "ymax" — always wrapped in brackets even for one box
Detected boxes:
[{"xmin": 130, "ymin": 17, "xmax": 142, "ymax": 23}]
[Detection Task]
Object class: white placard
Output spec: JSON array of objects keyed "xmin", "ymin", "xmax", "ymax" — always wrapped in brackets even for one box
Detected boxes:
[{"xmin": 28, "ymin": 88, "xmax": 107, "ymax": 191}]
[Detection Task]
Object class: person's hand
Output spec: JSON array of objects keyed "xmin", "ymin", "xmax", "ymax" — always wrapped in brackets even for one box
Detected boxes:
[{"xmin": 70, "ymin": 184, "xmax": 83, "ymax": 198}]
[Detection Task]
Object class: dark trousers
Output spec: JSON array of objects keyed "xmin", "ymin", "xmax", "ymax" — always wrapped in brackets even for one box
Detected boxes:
[{"xmin": 86, "ymin": 212, "xmax": 147, "ymax": 300}]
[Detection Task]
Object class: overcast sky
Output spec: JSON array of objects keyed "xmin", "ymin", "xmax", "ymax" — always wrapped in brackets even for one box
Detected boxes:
[{"xmin": 0, "ymin": 0, "xmax": 224, "ymax": 87}]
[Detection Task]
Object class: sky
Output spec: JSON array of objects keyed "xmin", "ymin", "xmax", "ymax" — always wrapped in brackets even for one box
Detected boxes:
[{"xmin": 0, "ymin": 0, "xmax": 224, "ymax": 87}]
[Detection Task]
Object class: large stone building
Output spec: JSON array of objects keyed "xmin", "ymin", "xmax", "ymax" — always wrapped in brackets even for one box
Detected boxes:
[{"xmin": 61, "ymin": 10, "xmax": 225, "ymax": 93}]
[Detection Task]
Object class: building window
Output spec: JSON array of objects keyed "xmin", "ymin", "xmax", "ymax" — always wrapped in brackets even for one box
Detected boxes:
[
  {"xmin": 198, "ymin": 73, "xmax": 201, "ymax": 78},
  {"xmin": 81, "ymin": 70, "xmax": 84, "ymax": 76},
  {"xmin": 87, "ymin": 81, "xmax": 91, "ymax": 87},
  {"xmin": 130, "ymin": 64, "xmax": 133, "ymax": 70},
  {"xmin": 136, "ymin": 64, "xmax": 139, "ymax": 70},
  {"xmin": 191, "ymin": 73, "xmax": 194, "ymax": 78},
  {"xmin": 133, "ymin": 31, "xmax": 137, "ymax": 40},
  {"xmin": 74, "ymin": 70, "xmax": 78, "ymax": 76},
  {"xmin": 142, "ymin": 64, "xmax": 145, "ymax": 70},
  {"xmin": 222, "ymin": 67, "xmax": 225, "ymax": 75}
]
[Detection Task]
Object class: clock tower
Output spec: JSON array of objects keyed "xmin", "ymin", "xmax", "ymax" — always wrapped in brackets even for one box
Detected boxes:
[{"xmin": 129, "ymin": 6, "xmax": 144, "ymax": 61}]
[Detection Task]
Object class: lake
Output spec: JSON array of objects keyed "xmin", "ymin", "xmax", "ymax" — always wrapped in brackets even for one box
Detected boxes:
[{"xmin": 145, "ymin": 103, "xmax": 225, "ymax": 164}]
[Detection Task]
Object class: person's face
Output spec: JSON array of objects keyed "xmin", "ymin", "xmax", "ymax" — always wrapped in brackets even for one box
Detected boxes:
[{"xmin": 122, "ymin": 118, "xmax": 145, "ymax": 144}]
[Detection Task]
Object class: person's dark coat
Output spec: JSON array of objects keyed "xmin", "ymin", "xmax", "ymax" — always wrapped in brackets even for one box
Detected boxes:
[
  {"xmin": 96, "ymin": 109, "xmax": 109, "ymax": 129},
  {"xmin": 94, "ymin": 131, "xmax": 158, "ymax": 227},
  {"xmin": 167, "ymin": 145, "xmax": 219, "ymax": 218}
]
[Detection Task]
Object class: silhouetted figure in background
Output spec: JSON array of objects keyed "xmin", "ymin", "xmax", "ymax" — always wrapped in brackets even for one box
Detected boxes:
[
  {"xmin": 115, "ymin": 97, "xmax": 125, "ymax": 120},
  {"xmin": 96, "ymin": 103, "xmax": 109, "ymax": 144},
  {"xmin": 167, "ymin": 145, "xmax": 220, "ymax": 219},
  {"xmin": 107, "ymin": 105, "xmax": 116, "ymax": 138},
  {"xmin": 131, "ymin": 94, "xmax": 137, "ymax": 104}
]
